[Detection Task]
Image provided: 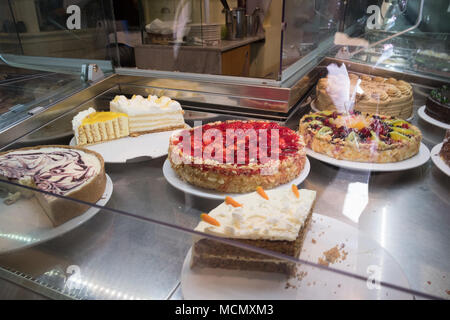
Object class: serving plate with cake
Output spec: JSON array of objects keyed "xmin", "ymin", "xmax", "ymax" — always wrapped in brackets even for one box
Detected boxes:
[
  {"xmin": 315, "ymin": 72, "xmax": 414, "ymax": 120},
  {"xmin": 0, "ymin": 145, "xmax": 113, "ymax": 253},
  {"xmin": 430, "ymin": 130, "xmax": 450, "ymax": 176},
  {"xmin": 181, "ymin": 188, "xmax": 412, "ymax": 299},
  {"xmin": 417, "ymin": 85, "xmax": 450, "ymax": 130},
  {"xmin": 70, "ymin": 95, "xmax": 188, "ymax": 163},
  {"xmin": 299, "ymin": 110, "xmax": 430, "ymax": 171},
  {"xmin": 164, "ymin": 120, "xmax": 310, "ymax": 199}
]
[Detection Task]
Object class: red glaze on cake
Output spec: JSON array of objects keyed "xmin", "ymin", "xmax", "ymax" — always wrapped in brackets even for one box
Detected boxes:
[{"xmin": 168, "ymin": 120, "xmax": 306, "ymax": 193}]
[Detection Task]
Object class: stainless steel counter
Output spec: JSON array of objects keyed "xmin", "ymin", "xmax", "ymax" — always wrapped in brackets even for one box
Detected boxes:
[{"xmin": 0, "ymin": 74, "xmax": 448, "ymax": 300}]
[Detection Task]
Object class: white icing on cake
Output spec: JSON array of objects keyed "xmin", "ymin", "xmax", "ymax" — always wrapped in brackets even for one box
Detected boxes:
[
  {"xmin": 195, "ymin": 188, "xmax": 316, "ymax": 241},
  {"xmin": 110, "ymin": 95, "xmax": 183, "ymax": 115}
]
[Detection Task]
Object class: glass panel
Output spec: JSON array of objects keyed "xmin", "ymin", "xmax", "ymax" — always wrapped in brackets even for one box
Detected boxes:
[
  {"xmin": 133, "ymin": 0, "xmax": 281, "ymax": 79},
  {"xmin": 0, "ymin": 178, "xmax": 439, "ymax": 300},
  {"xmin": 0, "ymin": 0, "xmax": 117, "ymax": 133},
  {"xmin": 0, "ymin": 0, "xmax": 117, "ymax": 62}
]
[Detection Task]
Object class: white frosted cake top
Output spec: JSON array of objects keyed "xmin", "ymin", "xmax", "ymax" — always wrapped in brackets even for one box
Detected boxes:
[
  {"xmin": 110, "ymin": 95, "xmax": 182, "ymax": 116},
  {"xmin": 195, "ymin": 188, "xmax": 316, "ymax": 241}
]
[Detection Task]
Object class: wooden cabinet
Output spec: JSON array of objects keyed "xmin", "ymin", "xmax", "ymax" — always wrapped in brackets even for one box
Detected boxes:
[{"xmin": 221, "ymin": 44, "xmax": 250, "ymax": 77}]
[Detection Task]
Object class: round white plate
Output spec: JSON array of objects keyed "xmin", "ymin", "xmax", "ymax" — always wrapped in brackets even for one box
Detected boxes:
[
  {"xmin": 69, "ymin": 128, "xmax": 187, "ymax": 163},
  {"xmin": 306, "ymin": 143, "xmax": 430, "ymax": 172},
  {"xmin": 418, "ymin": 106, "xmax": 450, "ymax": 130},
  {"xmin": 181, "ymin": 213, "xmax": 412, "ymax": 300},
  {"xmin": 163, "ymin": 158, "xmax": 311, "ymax": 200},
  {"xmin": 310, "ymin": 100, "xmax": 414, "ymax": 122},
  {"xmin": 0, "ymin": 174, "xmax": 113, "ymax": 254},
  {"xmin": 431, "ymin": 143, "xmax": 450, "ymax": 176}
]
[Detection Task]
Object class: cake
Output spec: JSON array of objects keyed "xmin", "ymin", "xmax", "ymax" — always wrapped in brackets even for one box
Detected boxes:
[
  {"xmin": 110, "ymin": 94, "xmax": 185, "ymax": 135},
  {"xmin": 299, "ymin": 110, "xmax": 422, "ymax": 163},
  {"xmin": 72, "ymin": 107, "xmax": 129, "ymax": 145},
  {"xmin": 316, "ymin": 73, "xmax": 413, "ymax": 119},
  {"xmin": 440, "ymin": 130, "xmax": 450, "ymax": 167},
  {"xmin": 0, "ymin": 145, "xmax": 106, "ymax": 226},
  {"xmin": 191, "ymin": 186, "xmax": 316, "ymax": 276},
  {"xmin": 425, "ymin": 86, "xmax": 450, "ymax": 124},
  {"xmin": 168, "ymin": 120, "xmax": 306, "ymax": 193}
]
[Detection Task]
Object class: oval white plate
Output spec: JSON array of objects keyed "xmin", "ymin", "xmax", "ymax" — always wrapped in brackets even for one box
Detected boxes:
[
  {"xmin": 431, "ymin": 143, "xmax": 450, "ymax": 176},
  {"xmin": 418, "ymin": 106, "xmax": 450, "ymax": 130},
  {"xmin": 0, "ymin": 175, "xmax": 113, "ymax": 254},
  {"xmin": 306, "ymin": 143, "xmax": 430, "ymax": 172},
  {"xmin": 310, "ymin": 99, "xmax": 414, "ymax": 122},
  {"xmin": 163, "ymin": 158, "xmax": 311, "ymax": 200},
  {"xmin": 69, "ymin": 128, "xmax": 188, "ymax": 163},
  {"xmin": 181, "ymin": 213, "xmax": 412, "ymax": 300}
]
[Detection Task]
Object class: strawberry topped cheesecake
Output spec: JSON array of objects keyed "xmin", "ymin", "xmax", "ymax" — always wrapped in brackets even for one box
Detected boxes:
[
  {"xmin": 168, "ymin": 120, "xmax": 306, "ymax": 193},
  {"xmin": 299, "ymin": 110, "xmax": 422, "ymax": 163}
]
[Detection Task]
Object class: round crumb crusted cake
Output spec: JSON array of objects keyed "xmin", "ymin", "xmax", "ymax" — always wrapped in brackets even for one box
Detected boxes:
[
  {"xmin": 168, "ymin": 120, "xmax": 306, "ymax": 193},
  {"xmin": 316, "ymin": 73, "xmax": 414, "ymax": 119},
  {"xmin": 299, "ymin": 111, "xmax": 422, "ymax": 163}
]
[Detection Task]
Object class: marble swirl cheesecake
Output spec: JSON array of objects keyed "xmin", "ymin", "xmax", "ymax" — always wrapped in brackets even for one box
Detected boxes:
[
  {"xmin": 168, "ymin": 120, "xmax": 306, "ymax": 193},
  {"xmin": 191, "ymin": 186, "xmax": 316, "ymax": 276},
  {"xmin": 299, "ymin": 110, "xmax": 422, "ymax": 163},
  {"xmin": 0, "ymin": 145, "xmax": 106, "ymax": 226}
]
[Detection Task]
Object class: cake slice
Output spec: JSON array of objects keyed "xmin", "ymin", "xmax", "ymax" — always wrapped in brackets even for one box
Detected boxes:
[
  {"xmin": 110, "ymin": 95, "xmax": 185, "ymax": 135},
  {"xmin": 72, "ymin": 107, "xmax": 129, "ymax": 145},
  {"xmin": 440, "ymin": 130, "xmax": 450, "ymax": 166},
  {"xmin": 191, "ymin": 186, "xmax": 316, "ymax": 276},
  {"xmin": 0, "ymin": 145, "xmax": 106, "ymax": 226}
]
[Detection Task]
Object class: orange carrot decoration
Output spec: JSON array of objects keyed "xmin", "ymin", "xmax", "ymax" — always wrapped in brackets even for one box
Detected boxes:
[
  {"xmin": 200, "ymin": 213, "xmax": 220, "ymax": 226},
  {"xmin": 225, "ymin": 196, "xmax": 242, "ymax": 207},
  {"xmin": 256, "ymin": 186, "xmax": 269, "ymax": 200},
  {"xmin": 292, "ymin": 184, "xmax": 300, "ymax": 198}
]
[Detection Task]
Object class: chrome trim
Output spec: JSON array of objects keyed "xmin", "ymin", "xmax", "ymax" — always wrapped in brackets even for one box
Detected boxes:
[{"xmin": 0, "ymin": 54, "xmax": 113, "ymax": 76}]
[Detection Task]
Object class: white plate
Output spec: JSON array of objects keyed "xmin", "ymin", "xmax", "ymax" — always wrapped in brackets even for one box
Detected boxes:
[
  {"xmin": 431, "ymin": 143, "xmax": 450, "ymax": 176},
  {"xmin": 418, "ymin": 106, "xmax": 450, "ymax": 130},
  {"xmin": 181, "ymin": 213, "xmax": 413, "ymax": 300},
  {"xmin": 0, "ymin": 175, "xmax": 113, "ymax": 254},
  {"xmin": 310, "ymin": 99, "xmax": 414, "ymax": 122},
  {"xmin": 69, "ymin": 128, "xmax": 187, "ymax": 163},
  {"xmin": 306, "ymin": 143, "xmax": 430, "ymax": 172},
  {"xmin": 163, "ymin": 158, "xmax": 311, "ymax": 200}
]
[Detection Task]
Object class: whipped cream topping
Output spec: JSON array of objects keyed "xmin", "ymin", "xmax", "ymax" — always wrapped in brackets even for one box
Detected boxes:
[
  {"xmin": 0, "ymin": 147, "xmax": 101, "ymax": 196},
  {"xmin": 195, "ymin": 188, "xmax": 316, "ymax": 241},
  {"xmin": 72, "ymin": 107, "xmax": 96, "ymax": 144},
  {"xmin": 110, "ymin": 95, "xmax": 182, "ymax": 116}
]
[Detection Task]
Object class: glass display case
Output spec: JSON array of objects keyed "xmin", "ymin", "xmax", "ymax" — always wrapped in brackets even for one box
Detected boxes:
[{"xmin": 0, "ymin": 0, "xmax": 449, "ymax": 300}]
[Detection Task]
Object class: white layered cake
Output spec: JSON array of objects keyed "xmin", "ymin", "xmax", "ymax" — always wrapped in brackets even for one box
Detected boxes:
[
  {"xmin": 191, "ymin": 187, "xmax": 316, "ymax": 275},
  {"xmin": 110, "ymin": 95, "xmax": 185, "ymax": 135}
]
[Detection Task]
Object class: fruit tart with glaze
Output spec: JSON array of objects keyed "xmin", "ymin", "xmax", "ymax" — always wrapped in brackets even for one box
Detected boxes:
[{"xmin": 299, "ymin": 110, "xmax": 422, "ymax": 163}]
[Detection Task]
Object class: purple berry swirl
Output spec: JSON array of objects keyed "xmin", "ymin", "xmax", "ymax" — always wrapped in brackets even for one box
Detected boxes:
[{"xmin": 0, "ymin": 148, "xmax": 99, "ymax": 196}]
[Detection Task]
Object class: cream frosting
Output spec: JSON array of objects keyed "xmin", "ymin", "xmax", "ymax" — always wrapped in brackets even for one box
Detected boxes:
[
  {"xmin": 195, "ymin": 188, "xmax": 316, "ymax": 241},
  {"xmin": 110, "ymin": 95, "xmax": 183, "ymax": 116}
]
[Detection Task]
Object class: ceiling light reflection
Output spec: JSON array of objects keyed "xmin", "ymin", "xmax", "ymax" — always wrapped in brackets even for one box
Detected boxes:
[{"xmin": 342, "ymin": 182, "xmax": 369, "ymax": 223}]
